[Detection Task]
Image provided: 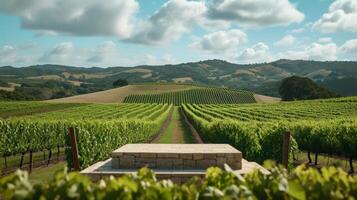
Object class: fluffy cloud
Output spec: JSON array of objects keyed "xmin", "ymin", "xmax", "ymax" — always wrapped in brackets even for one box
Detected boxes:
[
  {"xmin": 291, "ymin": 28, "xmax": 305, "ymax": 34},
  {"xmin": 87, "ymin": 41, "xmax": 118, "ymax": 63},
  {"xmin": 39, "ymin": 41, "xmax": 120, "ymax": 66},
  {"xmin": 0, "ymin": 0, "xmax": 138, "ymax": 37},
  {"xmin": 277, "ymin": 42, "xmax": 337, "ymax": 61},
  {"xmin": 127, "ymin": 0, "xmax": 207, "ymax": 45},
  {"xmin": 340, "ymin": 39, "xmax": 357, "ymax": 53},
  {"xmin": 0, "ymin": 45, "xmax": 30, "ymax": 66},
  {"xmin": 236, "ymin": 43, "xmax": 272, "ymax": 63},
  {"xmin": 318, "ymin": 37, "xmax": 333, "ymax": 43},
  {"xmin": 274, "ymin": 35, "xmax": 296, "ymax": 47},
  {"xmin": 313, "ymin": 0, "xmax": 357, "ymax": 33},
  {"xmin": 144, "ymin": 54, "xmax": 177, "ymax": 65},
  {"xmin": 39, "ymin": 42, "xmax": 76, "ymax": 64},
  {"xmin": 191, "ymin": 29, "xmax": 247, "ymax": 53},
  {"xmin": 207, "ymin": 0, "xmax": 304, "ymax": 27}
]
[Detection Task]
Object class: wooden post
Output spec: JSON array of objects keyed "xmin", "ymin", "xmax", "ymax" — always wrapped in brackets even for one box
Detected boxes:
[
  {"xmin": 68, "ymin": 127, "xmax": 80, "ymax": 171},
  {"xmin": 282, "ymin": 132, "xmax": 291, "ymax": 168},
  {"xmin": 29, "ymin": 150, "xmax": 33, "ymax": 173}
]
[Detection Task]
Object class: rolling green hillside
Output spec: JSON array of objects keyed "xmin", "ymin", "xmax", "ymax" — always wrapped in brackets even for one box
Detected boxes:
[{"xmin": 1, "ymin": 59, "xmax": 357, "ymax": 99}]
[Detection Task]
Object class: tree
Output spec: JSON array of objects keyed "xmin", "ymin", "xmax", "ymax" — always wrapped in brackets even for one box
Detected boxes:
[
  {"xmin": 113, "ymin": 79, "xmax": 128, "ymax": 88},
  {"xmin": 279, "ymin": 76, "xmax": 339, "ymax": 101}
]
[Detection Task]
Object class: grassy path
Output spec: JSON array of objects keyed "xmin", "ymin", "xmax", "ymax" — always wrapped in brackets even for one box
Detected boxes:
[
  {"xmin": 29, "ymin": 162, "xmax": 67, "ymax": 184},
  {"xmin": 158, "ymin": 106, "xmax": 195, "ymax": 144}
]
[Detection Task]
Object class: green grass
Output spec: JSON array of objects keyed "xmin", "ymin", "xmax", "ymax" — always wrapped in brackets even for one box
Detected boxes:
[
  {"xmin": 29, "ymin": 162, "xmax": 67, "ymax": 184},
  {"xmin": 159, "ymin": 107, "xmax": 194, "ymax": 144},
  {"xmin": 295, "ymin": 151, "xmax": 357, "ymax": 172},
  {"xmin": 0, "ymin": 148, "xmax": 66, "ymax": 169}
]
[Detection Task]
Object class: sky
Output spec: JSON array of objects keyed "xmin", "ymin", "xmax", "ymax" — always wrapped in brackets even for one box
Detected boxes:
[{"xmin": 0, "ymin": 0, "xmax": 357, "ymax": 67}]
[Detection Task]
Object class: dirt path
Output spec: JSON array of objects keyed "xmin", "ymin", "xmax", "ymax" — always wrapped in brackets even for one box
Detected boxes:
[{"xmin": 154, "ymin": 106, "xmax": 196, "ymax": 144}]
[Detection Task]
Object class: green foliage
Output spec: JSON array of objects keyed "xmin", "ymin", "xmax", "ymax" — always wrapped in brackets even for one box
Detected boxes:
[
  {"xmin": 0, "ymin": 103, "xmax": 172, "ymax": 169},
  {"xmin": 0, "ymin": 81, "xmax": 10, "ymax": 87},
  {"xmin": 0, "ymin": 101, "xmax": 82, "ymax": 119},
  {"xmin": 182, "ymin": 98, "xmax": 357, "ymax": 165},
  {"xmin": 113, "ymin": 79, "xmax": 129, "ymax": 88},
  {"xmin": 1, "ymin": 164, "xmax": 357, "ymax": 199},
  {"xmin": 279, "ymin": 76, "xmax": 339, "ymax": 101},
  {"xmin": 124, "ymin": 87, "xmax": 256, "ymax": 105}
]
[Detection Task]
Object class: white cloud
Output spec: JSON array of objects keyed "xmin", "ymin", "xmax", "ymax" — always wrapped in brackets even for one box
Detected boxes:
[
  {"xmin": 313, "ymin": 0, "xmax": 357, "ymax": 33},
  {"xmin": 340, "ymin": 39, "xmax": 357, "ymax": 53},
  {"xmin": 236, "ymin": 42, "xmax": 272, "ymax": 63},
  {"xmin": 87, "ymin": 41, "xmax": 118, "ymax": 63},
  {"xmin": 0, "ymin": 0, "xmax": 139, "ymax": 38},
  {"xmin": 291, "ymin": 28, "xmax": 305, "ymax": 33},
  {"xmin": 207, "ymin": 0, "xmax": 305, "ymax": 27},
  {"xmin": 191, "ymin": 29, "xmax": 247, "ymax": 53},
  {"xmin": 143, "ymin": 54, "xmax": 177, "ymax": 65},
  {"xmin": 39, "ymin": 41, "xmax": 121, "ymax": 66},
  {"xmin": 0, "ymin": 45, "xmax": 31, "ymax": 66},
  {"xmin": 274, "ymin": 35, "xmax": 295, "ymax": 47},
  {"xmin": 39, "ymin": 42, "xmax": 77, "ymax": 64},
  {"xmin": 277, "ymin": 42, "xmax": 337, "ymax": 61},
  {"xmin": 127, "ymin": 0, "xmax": 207, "ymax": 45},
  {"xmin": 318, "ymin": 37, "xmax": 333, "ymax": 43}
]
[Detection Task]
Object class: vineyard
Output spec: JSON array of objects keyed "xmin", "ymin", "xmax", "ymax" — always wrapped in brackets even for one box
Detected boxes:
[
  {"xmin": 0, "ymin": 102, "xmax": 172, "ymax": 170},
  {"xmin": 124, "ymin": 87, "xmax": 256, "ymax": 105},
  {"xmin": 182, "ymin": 97, "xmax": 357, "ymax": 171}
]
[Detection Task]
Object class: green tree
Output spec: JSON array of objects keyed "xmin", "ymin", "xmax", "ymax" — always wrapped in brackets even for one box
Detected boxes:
[
  {"xmin": 279, "ymin": 76, "xmax": 338, "ymax": 101},
  {"xmin": 113, "ymin": 79, "xmax": 128, "ymax": 88}
]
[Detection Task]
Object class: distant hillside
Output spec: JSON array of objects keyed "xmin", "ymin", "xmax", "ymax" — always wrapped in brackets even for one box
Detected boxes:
[{"xmin": 1, "ymin": 59, "xmax": 357, "ymax": 97}]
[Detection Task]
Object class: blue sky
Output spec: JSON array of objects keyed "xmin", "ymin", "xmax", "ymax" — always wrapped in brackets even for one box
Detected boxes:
[{"xmin": 0, "ymin": 0, "xmax": 357, "ymax": 67}]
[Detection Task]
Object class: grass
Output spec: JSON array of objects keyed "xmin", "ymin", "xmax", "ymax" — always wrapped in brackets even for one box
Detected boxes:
[
  {"xmin": 29, "ymin": 162, "xmax": 67, "ymax": 184},
  {"xmin": 159, "ymin": 106, "xmax": 194, "ymax": 144},
  {"xmin": 0, "ymin": 148, "xmax": 66, "ymax": 169},
  {"xmin": 295, "ymin": 151, "xmax": 357, "ymax": 173}
]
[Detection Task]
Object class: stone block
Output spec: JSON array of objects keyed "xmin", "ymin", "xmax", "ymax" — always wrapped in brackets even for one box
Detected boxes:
[
  {"xmin": 173, "ymin": 159, "xmax": 183, "ymax": 165},
  {"xmin": 193, "ymin": 154, "xmax": 204, "ymax": 160},
  {"xmin": 158, "ymin": 153, "xmax": 179, "ymax": 158},
  {"xmin": 140, "ymin": 153, "xmax": 157, "ymax": 158},
  {"xmin": 119, "ymin": 155, "xmax": 135, "ymax": 168},
  {"xmin": 180, "ymin": 154, "xmax": 193, "ymax": 159},
  {"xmin": 112, "ymin": 158, "xmax": 120, "ymax": 168},
  {"xmin": 183, "ymin": 160, "xmax": 196, "ymax": 169},
  {"xmin": 135, "ymin": 158, "xmax": 155, "ymax": 163},
  {"xmin": 216, "ymin": 157, "xmax": 227, "ymax": 167},
  {"xmin": 204, "ymin": 154, "xmax": 216, "ymax": 159},
  {"xmin": 157, "ymin": 159, "xmax": 173, "ymax": 168},
  {"xmin": 196, "ymin": 159, "xmax": 216, "ymax": 168}
]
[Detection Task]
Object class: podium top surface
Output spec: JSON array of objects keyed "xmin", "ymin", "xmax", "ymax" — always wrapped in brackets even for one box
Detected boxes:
[{"xmin": 112, "ymin": 144, "xmax": 241, "ymax": 155}]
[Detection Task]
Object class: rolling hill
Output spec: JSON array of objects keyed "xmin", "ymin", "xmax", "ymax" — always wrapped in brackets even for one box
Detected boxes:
[
  {"xmin": 48, "ymin": 83, "xmax": 280, "ymax": 104},
  {"xmin": 1, "ymin": 59, "xmax": 357, "ymax": 98}
]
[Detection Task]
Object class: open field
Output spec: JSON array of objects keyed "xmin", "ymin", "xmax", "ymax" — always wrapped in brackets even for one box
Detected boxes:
[{"xmin": 0, "ymin": 82, "xmax": 21, "ymax": 92}]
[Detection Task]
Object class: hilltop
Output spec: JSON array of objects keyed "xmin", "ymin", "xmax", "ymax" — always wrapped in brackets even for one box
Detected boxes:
[{"xmin": 1, "ymin": 59, "xmax": 357, "ymax": 98}]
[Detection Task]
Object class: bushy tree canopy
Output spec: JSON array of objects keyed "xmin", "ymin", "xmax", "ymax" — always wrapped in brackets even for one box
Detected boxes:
[
  {"xmin": 113, "ymin": 79, "xmax": 128, "ymax": 88},
  {"xmin": 279, "ymin": 76, "xmax": 339, "ymax": 101}
]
